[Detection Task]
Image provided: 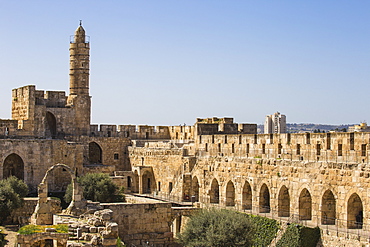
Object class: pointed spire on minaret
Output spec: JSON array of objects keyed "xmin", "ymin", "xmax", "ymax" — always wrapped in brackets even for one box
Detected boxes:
[{"xmin": 74, "ymin": 21, "xmax": 85, "ymax": 43}]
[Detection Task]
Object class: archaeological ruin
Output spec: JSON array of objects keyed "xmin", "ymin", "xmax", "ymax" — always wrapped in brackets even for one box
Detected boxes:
[{"xmin": 1, "ymin": 23, "xmax": 370, "ymax": 246}]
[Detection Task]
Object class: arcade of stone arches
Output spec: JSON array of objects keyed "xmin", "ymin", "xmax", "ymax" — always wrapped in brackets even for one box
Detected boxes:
[
  {"xmin": 193, "ymin": 176, "xmax": 364, "ymax": 230},
  {"xmin": 131, "ymin": 168, "xmax": 365, "ymax": 231}
]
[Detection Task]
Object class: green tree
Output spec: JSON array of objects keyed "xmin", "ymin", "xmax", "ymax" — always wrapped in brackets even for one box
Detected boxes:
[
  {"xmin": 177, "ymin": 208, "xmax": 255, "ymax": 247},
  {"xmin": 0, "ymin": 176, "xmax": 29, "ymax": 224},
  {"xmin": 64, "ymin": 173, "xmax": 125, "ymax": 203}
]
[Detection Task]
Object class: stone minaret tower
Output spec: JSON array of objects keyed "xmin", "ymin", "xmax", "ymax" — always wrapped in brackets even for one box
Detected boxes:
[{"xmin": 67, "ymin": 22, "xmax": 91, "ymax": 136}]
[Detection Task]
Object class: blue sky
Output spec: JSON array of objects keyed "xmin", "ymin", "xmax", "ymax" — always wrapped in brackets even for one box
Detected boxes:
[{"xmin": 0, "ymin": 1, "xmax": 369, "ymax": 125}]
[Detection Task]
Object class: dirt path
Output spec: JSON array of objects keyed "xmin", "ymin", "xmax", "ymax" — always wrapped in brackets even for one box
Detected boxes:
[{"xmin": 3, "ymin": 225, "xmax": 19, "ymax": 247}]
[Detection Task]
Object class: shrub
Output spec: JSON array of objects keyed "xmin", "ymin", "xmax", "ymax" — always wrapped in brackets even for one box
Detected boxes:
[
  {"xmin": 276, "ymin": 224, "xmax": 321, "ymax": 247},
  {"xmin": 177, "ymin": 208, "xmax": 255, "ymax": 247},
  {"xmin": 248, "ymin": 214, "xmax": 279, "ymax": 246},
  {"xmin": 64, "ymin": 173, "xmax": 125, "ymax": 203},
  {"xmin": 117, "ymin": 237, "xmax": 125, "ymax": 247},
  {"xmin": 0, "ymin": 176, "xmax": 29, "ymax": 224},
  {"xmin": 18, "ymin": 224, "xmax": 68, "ymax": 235}
]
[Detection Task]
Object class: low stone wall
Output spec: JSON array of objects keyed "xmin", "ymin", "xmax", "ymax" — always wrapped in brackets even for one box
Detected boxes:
[
  {"xmin": 17, "ymin": 232, "xmax": 69, "ymax": 247},
  {"xmin": 320, "ymin": 229, "xmax": 370, "ymax": 247},
  {"xmin": 102, "ymin": 201, "xmax": 175, "ymax": 246},
  {"xmin": 10, "ymin": 197, "xmax": 38, "ymax": 225}
]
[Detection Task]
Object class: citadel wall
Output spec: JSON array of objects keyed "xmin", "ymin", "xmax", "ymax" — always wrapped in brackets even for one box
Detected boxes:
[{"xmin": 128, "ymin": 130, "xmax": 370, "ymax": 242}]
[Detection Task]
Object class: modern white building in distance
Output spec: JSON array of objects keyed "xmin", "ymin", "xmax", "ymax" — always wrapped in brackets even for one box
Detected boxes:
[{"xmin": 264, "ymin": 112, "xmax": 287, "ymax": 134}]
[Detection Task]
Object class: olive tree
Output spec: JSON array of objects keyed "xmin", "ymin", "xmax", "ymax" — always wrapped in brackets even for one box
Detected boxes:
[
  {"xmin": 0, "ymin": 176, "xmax": 29, "ymax": 224},
  {"xmin": 64, "ymin": 173, "xmax": 124, "ymax": 203},
  {"xmin": 177, "ymin": 208, "xmax": 255, "ymax": 247}
]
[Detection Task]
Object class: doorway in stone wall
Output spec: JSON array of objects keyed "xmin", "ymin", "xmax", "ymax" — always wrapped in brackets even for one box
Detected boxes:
[
  {"xmin": 347, "ymin": 193, "xmax": 363, "ymax": 229},
  {"xmin": 299, "ymin": 188, "xmax": 312, "ymax": 220},
  {"xmin": 259, "ymin": 184, "xmax": 270, "ymax": 213},
  {"xmin": 89, "ymin": 142, "xmax": 102, "ymax": 164},
  {"xmin": 225, "ymin": 181, "xmax": 235, "ymax": 206},
  {"xmin": 191, "ymin": 176, "xmax": 200, "ymax": 202},
  {"xmin": 45, "ymin": 112, "xmax": 57, "ymax": 139},
  {"xmin": 242, "ymin": 181, "xmax": 252, "ymax": 210},
  {"xmin": 321, "ymin": 190, "xmax": 336, "ymax": 225},
  {"xmin": 278, "ymin": 185, "xmax": 290, "ymax": 217},
  {"xmin": 210, "ymin": 178, "xmax": 219, "ymax": 204}
]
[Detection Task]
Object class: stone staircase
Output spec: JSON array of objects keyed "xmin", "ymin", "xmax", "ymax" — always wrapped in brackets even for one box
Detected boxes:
[{"xmin": 268, "ymin": 221, "xmax": 290, "ymax": 247}]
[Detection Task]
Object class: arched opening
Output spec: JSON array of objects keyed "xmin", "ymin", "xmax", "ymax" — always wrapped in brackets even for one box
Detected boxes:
[
  {"xmin": 225, "ymin": 180, "xmax": 235, "ymax": 206},
  {"xmin": 210, "ymin": 178, "xmax": 219, "ymax": 204},
  {"xmin": 45, "ymin": 112, "xmax": 57, "ymax": 139},
  {"xmin": 3, "ymin": 153, "xmax": 24, "ymax": 180},
  {"xmin": 142, "ymin": 171, "xmax": 154, "ymax": 194},
  {"xmin": 259, "ymin": 183, "xmax": 270, "ymax": 213},
  {"xmin": 242, "ymin": 181, "xmax": 252, "ymax": 210},
  {"xmin": 278, "ymin": 185, "xmax": 290, "ymax": 217},
  {"xmin": 191, "ymin": 176, "xmax": 200, "ymax": 202},
  {"xmin": 299, "ymin": 188, "xmax": 312, "ymax": 220},
  {"xmin": 347, "ymin": 193, "xmax": 363, "ymax": 229},
  {"xmin": 321, "ymin": 190, "xmax": 336, "ymax": 225},
  {"xmin": 88, "ymin": 142, "xmax": 102, "ymax": 164}
]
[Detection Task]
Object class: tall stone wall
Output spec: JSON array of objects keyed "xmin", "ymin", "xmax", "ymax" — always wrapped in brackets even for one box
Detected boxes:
[{"xmin": 0, "ymin": 139, "xmax": 84, "ymax": 192}]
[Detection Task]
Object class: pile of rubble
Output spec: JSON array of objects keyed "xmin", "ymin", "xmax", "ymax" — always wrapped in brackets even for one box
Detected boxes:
[{"xmin": 57, "ymin": 209, "xmax": 119, "ymax": 247}]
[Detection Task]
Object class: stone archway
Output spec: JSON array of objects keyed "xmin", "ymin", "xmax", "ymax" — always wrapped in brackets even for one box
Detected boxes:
[
  {"xmin": 321, "ymin": 190, "xmax": 336, "ymax": 225},
  {"xmin": 191, "ymin": 176, "xmax": 200, "ymax": 202},
  {"xmin": 299, "ymin": 188, "xmax": 312, "ymax": 220},
  {"xmin": 259, "ymin": 183, "xmax": 270, "ymax": 213},
  {"xmin": 242, "ymin": 181, "xmax": 252, "ymax": 210},
  {"xmin": 31, "ymin": 164, "xmax": 85, "ymax": 225},
  {"xmin": 347, "ymin": 193, "xmax": 363, "ymax": 229},
  {"xmin": 278, "ymin": 185, "xmax": 290, "ymax": 217},
  {"xmin": 45, "ymin": 112, "xmax": 57, "ymax": 139},
  {"xmin": 210, "ymin": 178, "xmax": 219, "ymax": 204},
  {"xmin": 3, "ymin": 153, "xmax": 24, "ymax": 180},
  {"xmin": 225, "ymin": 180, "xmax": 235, "ymax": 206},
  {"xmin": 89, "ymin": 142, "xmax": 102, "ymax": 164}
]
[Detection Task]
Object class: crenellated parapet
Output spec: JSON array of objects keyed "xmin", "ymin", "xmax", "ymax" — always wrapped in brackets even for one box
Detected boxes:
[{"xmin": 195, "ymin": 131, "xmax": 370, "ymax": 164}]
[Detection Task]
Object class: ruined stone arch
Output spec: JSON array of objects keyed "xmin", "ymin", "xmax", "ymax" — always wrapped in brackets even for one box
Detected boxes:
[
  {"xmin": 347, "ymin": 193, "xmax": 363, "ymax": 229},
  {"xmin": 278, "ymin": 185, "xmax": 290, "ymax": 217},
  {"xmin": 45, "ymin": 111, "xmax": 57, "ymax": 139},
  {"xmin": 242, "ymin": 180, "xmax": 252, "ymax": 210},
  {"xmin": 225, "ymin": 180, "xmax": 235, "ymax": 206},
  {"xmin": 88, "ymin": 141, "xmax": 102, "ymax": 164},
  {"xmin": 32, "ymin": 164, "xmax": 85, "ymax": 224},
  {"xmin": 191, "ymin": 176, "xmax": 200, "ymax": 202},
  {"xmin": 210, "ymin": 178, "xmax": 220, "ymax": 204},
  {"xmin": 3, "ymin": 153, "xmax": 24, "ymax": 180},
  {"xmin": 299, "ymin": 188, "xmax": 312, "ymax": 220},
  {"xmin": 259, "ymin": 183, "xmax": 270, "ymax": 213},
  {"xmin": 321, "ymin": 189, "xmax": 336, "ymax": 225},
  {"xmin": 41, "ymin": 164, "xmax": 82, "ymax": 204}
]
